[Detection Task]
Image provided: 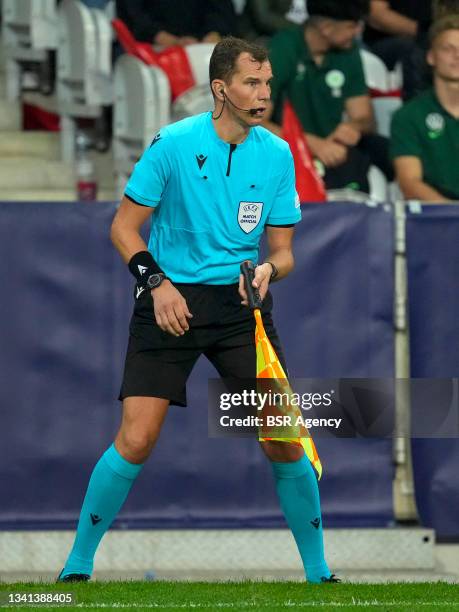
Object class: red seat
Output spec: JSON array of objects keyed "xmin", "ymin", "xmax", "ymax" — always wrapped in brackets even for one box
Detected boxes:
[
  {"xmin": 282, "ymin": 101, "xmax": 326, "ymax": 203},
  {"xmin": 112, "ymin": 18, "xmax": 157, "ymax": 65},
  {"xmin": 111, "ymin": 19, "xmax": 196, "ymax": 100}
]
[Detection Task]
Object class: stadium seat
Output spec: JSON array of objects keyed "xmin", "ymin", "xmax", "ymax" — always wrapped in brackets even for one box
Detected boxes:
[
  {"xmin": 171, "ymin": 43, "xmax": 215, "ymax": 120},
  {"xmin": 57, "ymin": 0, "xmax": 113, "ymax": 161},
  {"xmin": 111, "ymin": 20, "xmax": 214, "ymax": 125},
  {"xmin": 360, "ymin": 49, "xmax": 402, "ymax": 138},
  {"xmin": 368, "ymin": 164, "xmax": 388, "ymax": 202},
  {"xmin": 104, "ymin": 0, "xmax": 116, "ymax": 22},
  {"xmin": 113, "ymin": 54, "xmax": 171, "ymax": 197},
  {"xmin": 360, "ymin": 49, "xmax": 390, "ymax": 93},
  {"xmin": 389, "ymin": 61, "xmax": 404, "ymax": 92},
  {"xmin": 111, "ymin": 18, "xmax": 157, "ymax": 65},
  {"xmin": 112, "ymin": 19, "xmax": 196, "ymax": 100},
  {"xmin": 388, "ymin": 180, "xmax": 404, "ymax": 202},
  {"xmin": 371, "ymin": 94, "xmax": 402, "ymax": 139},
  {"xmin": 185, "ymin": 43, "xmax": 215, "ymax": 86},
  {"xmin": 282, "ymin": 101, "xmax": 326, "ymax": 203},
  {"xmin": 1, "ymin": 0, "xmax": 58, "ymax": 101}
]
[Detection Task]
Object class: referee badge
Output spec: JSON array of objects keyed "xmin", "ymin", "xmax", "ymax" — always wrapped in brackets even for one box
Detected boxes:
[{"xmin": 238, "ymin": 201, "xmax": 263, "ymax": 234}]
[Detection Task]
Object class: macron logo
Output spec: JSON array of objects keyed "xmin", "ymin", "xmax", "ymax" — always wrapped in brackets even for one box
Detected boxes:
[
  {"xmin": 136, "ymin": 286, "xmax": 146, "ymax": 299},
  {"xmin": 196, "ymin": 154, "xmax": 208, "ymax": 170},
  {"xmin": 90, "ymin": 513, "xmax": 102, "ymax": 526}
]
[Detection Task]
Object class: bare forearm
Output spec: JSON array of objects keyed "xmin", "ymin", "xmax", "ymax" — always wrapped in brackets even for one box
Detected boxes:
[
  {"xmin": 369, "ymin": 5, "xmax": 417, "ymax": 37},
  {"xmin": 346, "ymin": 116, "xmax": 375, "ymax": 135},
  {"xmin": 305, "ymin": 133, "xmax": 328, "ymax": 155},
  {"xmin": 399, "ymin": 179, "xmax": 451, "ymax": 203},
  {"xmin": 110, "ymin": 225, "xmax": 149, "ymax": 264},
  {"xmin": 264, "ymin": 248, "xmax": 294, "ymax": 281},
  {"xmin": 154, "ymin": 30, "xmax": 180, "ymax": 46}
]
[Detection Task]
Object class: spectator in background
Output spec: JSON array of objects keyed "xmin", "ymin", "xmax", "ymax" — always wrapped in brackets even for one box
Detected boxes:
[
  {"xmin": 390, "ymin": 15, "xmax": 459, "ymax": 201},
  {"xmin": 240, "ymin": 0, "xmax": 308, "ymax": 42},
  {"xmin": 264, "ymin": 0, "xmax": 393, "ymax": 193},
  {"xmin": 115, "ymin": 0, "xmax": 237, "ymax": 47},
  {"xmin": 364, "ymin": 1, "xmax": 433, "ymax": 99}
]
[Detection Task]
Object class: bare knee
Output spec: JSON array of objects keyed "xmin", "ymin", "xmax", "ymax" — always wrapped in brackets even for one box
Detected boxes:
[
  {"xmin": 260, "ymin": 440, "xmax": 304, "ymax": 463},
  {"xmin": 115, "ymin": 396, "xmax": 169, "ymax": 464},
  {"xmin": 116, "ymin": 430, "xmax": 154, "ymax": 464}
]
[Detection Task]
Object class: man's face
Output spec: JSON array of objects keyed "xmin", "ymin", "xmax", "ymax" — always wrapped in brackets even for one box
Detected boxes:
[
  {"xmin": 428, "ymin": 30, "xmax": 459, "ymax": 82},
  {"xmin": 222, "ymin": 53, "xmax": 273, "ymax": 126},
  {"xmin": 320, "ymin": 19, "xmax": 363, "ymax": 50}
]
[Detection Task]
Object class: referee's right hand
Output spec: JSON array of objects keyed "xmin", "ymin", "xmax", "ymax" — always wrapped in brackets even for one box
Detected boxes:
[{"xmin": 151, "ymin": 281, "xmax": 193, "ymax": 337}]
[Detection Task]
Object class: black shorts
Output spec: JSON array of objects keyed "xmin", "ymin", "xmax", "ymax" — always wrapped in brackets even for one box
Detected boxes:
[{"xmin": 119, "ymin": 283, "xmax": 287, "ymax": 407}]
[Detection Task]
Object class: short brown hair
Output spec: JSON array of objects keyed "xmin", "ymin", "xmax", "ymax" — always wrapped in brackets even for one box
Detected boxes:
[
  {"xmin": 429, "ymin": 14, "xmax": 459, "ymax": 45},
  {"xmin": 209, "ymin": 36, "xmax": 269, "ymax": 90}
]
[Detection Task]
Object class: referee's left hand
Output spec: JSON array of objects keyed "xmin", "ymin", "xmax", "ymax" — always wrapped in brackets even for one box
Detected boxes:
[{"xmin": 239, "ymin": 263, "xmax": 271, "ymax": 306}]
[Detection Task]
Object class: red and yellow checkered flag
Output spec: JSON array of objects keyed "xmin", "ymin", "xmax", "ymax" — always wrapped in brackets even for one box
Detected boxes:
[{"xmin": 241, "ymin": 262, "xmax": 322, "ymax": 480}]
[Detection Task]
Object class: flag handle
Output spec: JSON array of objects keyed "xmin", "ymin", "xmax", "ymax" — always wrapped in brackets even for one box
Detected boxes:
[{"xmin": 240, "ymin": 261, "xmax": 263, "ymax": 310}]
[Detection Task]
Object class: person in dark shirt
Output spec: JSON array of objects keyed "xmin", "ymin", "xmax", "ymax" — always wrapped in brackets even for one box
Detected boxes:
[
  {"xmin": 364, "ymin": 0, "xmax": 431, "ymax": 55},
  {"xmin": 363, "ymin": 0, "xmax": 432, "ymax": 98},
  {"xmin": 115, "ymin": 0, "xmax": 237, "ymax": 47},
  {"xmin": 240, "ymin": 0, "xmax": 308, "ymax": 43}
]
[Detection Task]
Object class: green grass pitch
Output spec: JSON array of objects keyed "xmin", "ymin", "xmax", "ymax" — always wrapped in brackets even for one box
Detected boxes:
[{"xmin": 0, "ymin": 581, "xmax": 458, "ymax": 611}]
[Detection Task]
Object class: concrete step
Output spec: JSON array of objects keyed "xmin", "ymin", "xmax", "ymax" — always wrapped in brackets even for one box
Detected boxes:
[
  {"xmin": 0, "ymin": 97, "xmax": 21, "ymax": 131},
  {"xmin": 0, "ymin": 158, "xmax": 74, "ymax": 189},
  {"xmin": 0, "ymin": 155, "xmax": 116, "ymax": 190},
  {"xmin": 0, "ymin": 528, "xmax": 437, "ymax": 573},
  {"xmin": 0, "ymin": 131, "xmax": 59, "ymax": 159}
]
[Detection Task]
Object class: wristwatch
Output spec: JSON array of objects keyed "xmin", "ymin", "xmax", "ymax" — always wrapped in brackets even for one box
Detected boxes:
[
  {"xmin": 146, "ymin": 273, "xmax": 167, "ymax": 289},
  {"xmin": 265, "ymin": 261, "xmax": 279, "ymax": 281}
]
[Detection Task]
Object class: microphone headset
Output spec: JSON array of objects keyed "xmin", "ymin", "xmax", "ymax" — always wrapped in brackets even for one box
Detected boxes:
[{"xmin": 212, "ymin": 87, "xmax": 261, "ymax": 120}]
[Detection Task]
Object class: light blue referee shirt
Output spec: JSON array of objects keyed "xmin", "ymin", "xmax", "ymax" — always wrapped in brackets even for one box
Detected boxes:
[{"xmin": 125, "ymin": 112, "xmax": 301, "ymax": 284}]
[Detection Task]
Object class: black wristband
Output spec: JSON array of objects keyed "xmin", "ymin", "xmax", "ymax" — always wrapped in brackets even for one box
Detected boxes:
[
  {"xmin": 265, "ymin": 261, "xmax": 279, "ymax": 281},
  {"xmin": 128, "ymin": 251, "xmax": 164, "ymax": 282}
]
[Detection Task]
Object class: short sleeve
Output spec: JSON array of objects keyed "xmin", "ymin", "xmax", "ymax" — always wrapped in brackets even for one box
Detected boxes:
[
  {"xmin": 124, "ymin": 129, "xmax": 173, "ymax": 207},
  {"xmin": 343, "ymin": 45, "xmax": 368, "ymax": 100},
  {"xmin": 390, "ymin": 107, "xmax": 422, "ymax": 160},
  {"xmin": 266, "ymin": 150, "xmax": 302, "ymax": 226}
]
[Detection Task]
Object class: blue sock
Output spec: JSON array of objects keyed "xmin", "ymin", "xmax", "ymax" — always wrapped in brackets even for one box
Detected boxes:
[
  {"xmin": 271, "ymin": 454, "xmax": 331, "ymax": 584},
  {"xmin": 61, "ymin": 444, "xmax": 143, "ymax": 578}
]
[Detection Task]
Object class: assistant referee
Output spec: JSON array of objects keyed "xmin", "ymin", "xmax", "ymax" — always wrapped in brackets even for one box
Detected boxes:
[{"xmin": 58, "ymin": 36, "xmax": 338, "ymax": 585}]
